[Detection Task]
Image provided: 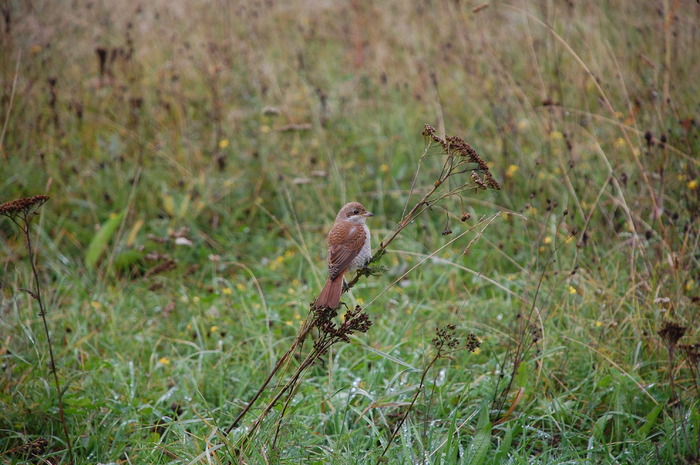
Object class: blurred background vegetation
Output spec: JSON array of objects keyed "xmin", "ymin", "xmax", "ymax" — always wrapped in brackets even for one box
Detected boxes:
[{"xmin": 1, "ymin": 1, "xmax": 698, "ymax": 463}]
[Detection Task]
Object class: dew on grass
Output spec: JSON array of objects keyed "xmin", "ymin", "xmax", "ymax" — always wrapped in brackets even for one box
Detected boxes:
[
  {"xmin": 157, "ymin": 386, "xmax": 177, "ymax": 404},
  {"xmin": 435, "ymin": 368, "xmax": 446, "ymax": 386},
  {"xmin": 350, "ymin": 377, "xmax": 362, "ymax": 395}
]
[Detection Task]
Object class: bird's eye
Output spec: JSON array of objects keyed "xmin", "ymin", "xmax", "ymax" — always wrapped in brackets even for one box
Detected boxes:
[{"xmin": 352, "ymin": 209, "xmax": 359, "ymax": 215}]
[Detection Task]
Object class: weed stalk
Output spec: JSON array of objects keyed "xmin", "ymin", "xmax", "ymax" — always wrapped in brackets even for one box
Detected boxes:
[
  {"xmin": 376, "ymin": 326, "xmax": 481, "ymax": 464},
  {"xmin": 0, "ymin": 195, "xmax": 74, "ymax": 464}
]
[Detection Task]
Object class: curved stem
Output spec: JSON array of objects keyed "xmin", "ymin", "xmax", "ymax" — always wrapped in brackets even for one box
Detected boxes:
[
  {"xmin": 376, "ymin": 354, "xmax": 439, "ymax": 464},
  {"xmin": 22, "ymin": 215, "xmax": 74, "ymax": 464},
  {"xmin": 224, "ymin": 314, "xmax": 316, "ymax": 435}
]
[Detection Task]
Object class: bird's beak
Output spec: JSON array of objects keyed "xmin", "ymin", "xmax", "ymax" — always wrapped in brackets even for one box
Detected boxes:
[{"xmin": 364, "ymin": 211, "xmax": 374, "ymax": 217}]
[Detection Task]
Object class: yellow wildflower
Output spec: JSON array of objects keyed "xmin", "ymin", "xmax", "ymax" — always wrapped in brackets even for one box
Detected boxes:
[
  {"xmin": 159, "ymin": 357, "xmax": 171, "ymax": 365},
  {"xmin": 505, "ymin": 164, "xmax": 518, "ymax": 178},
  {"xmin": 269, "ymin": 255, "xmax": 284, "ymax": 271},
  {"xmin": 218, "ymin": 139, "xmax": 229, "ymax": 149}
]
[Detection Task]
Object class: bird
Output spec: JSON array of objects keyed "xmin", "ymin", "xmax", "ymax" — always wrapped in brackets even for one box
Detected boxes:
[{"xmin": 314, "ymin": 202, "xmax": 373, "ymax": 309}]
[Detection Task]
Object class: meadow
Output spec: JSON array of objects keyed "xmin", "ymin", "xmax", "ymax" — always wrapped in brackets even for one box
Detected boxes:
[{"xmin": 1, "ymin": 1, "xmax": 698, "ymax": 463}]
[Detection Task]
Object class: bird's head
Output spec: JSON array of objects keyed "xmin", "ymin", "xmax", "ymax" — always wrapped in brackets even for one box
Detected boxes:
[{"xmin": 337, "ymin": 202, "xmax": 373, "ymax": 224}]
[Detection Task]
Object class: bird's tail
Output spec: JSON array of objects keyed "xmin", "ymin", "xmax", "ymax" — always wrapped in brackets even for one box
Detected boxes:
[{"xmin": 315, "ymin": 275, "xmax": 344, "ymax": 309}]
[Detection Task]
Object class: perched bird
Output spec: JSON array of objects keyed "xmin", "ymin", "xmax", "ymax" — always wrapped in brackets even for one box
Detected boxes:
[{"xmin": 315, "ymin": 202, "xmax": 373, "ymax": 309}]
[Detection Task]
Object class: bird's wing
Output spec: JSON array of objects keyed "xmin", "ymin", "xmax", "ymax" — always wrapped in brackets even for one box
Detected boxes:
[{"xmin": 327, "ymin": 224, "xmax": 366, "ymax": 281}]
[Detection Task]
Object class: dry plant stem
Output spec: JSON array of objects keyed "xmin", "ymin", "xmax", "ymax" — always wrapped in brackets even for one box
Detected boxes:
[
  {"xmin": 224, "ymin": 316, "xmax": 316, "ymax": 435},
  {"xmin": 492, "ymin": 242, "xmax": 553, "ymax": 418},
  {"xmin": 376, "ymin": 354, "xmax": 440, "ymax": 465},
  {"xmin": 225, "ymin": 304, "xmax": 360, "ymax": 441},
  {"xmin": 228, "ymin": 332, "xmax": 323, "ymax": 460},
  {"xmin": 28, "ymin": 231, "xmax": 73, "ymax": 462},
  {"xmin": 247, "ymin": 344, "xmax": 319, "ymax": 437},
  {"xmin": 231, "ymin": 305, "xmax": 373, "ymax": 459},
  {"xmin": 271, "ymin": 375, "xmax": 301, "ymax": 450},
  {"xmin": 5, "ymin": 203, "xmax": 74, "ymax": 464}
]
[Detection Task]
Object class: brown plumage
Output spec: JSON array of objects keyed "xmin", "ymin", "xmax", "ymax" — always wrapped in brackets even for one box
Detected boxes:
[{"xmin": 315, "ymin": 202, "xmax": 373, "ymax": 309}]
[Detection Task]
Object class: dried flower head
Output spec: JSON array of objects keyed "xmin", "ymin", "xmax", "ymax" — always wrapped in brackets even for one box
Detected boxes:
[
  {"xmin": 0, "ymin": 195, "xmax": 49, "ymax": 219},
  {"xmin": 432, "ymin": 324, "xmax": 460, "ymax": 352},
  {"xmin": 658, "ymin": 321, "xmax": 687, "ymax": 348},
  {"xmin": 312, "ymin": 305, "xmax": 372, "ymax": 349},
  {"xmin": 465, "ymin": 333, "xmax": 481, "ymax": 352},
  {"xmin": 337, "ymin": 305, "xmax": 373, "ymax": 341},
  {"xmin": 422, "ymin": 124, "xmax": 501, "ymax": 191}
]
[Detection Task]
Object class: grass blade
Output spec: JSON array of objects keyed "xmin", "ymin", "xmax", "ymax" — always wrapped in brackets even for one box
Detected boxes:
[{"xmin": 85, "ymin": 211, "xmax": 124, "ymax": 270}]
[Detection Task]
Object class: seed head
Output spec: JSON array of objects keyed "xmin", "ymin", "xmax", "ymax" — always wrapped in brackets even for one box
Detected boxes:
[
  {"xmin": 0, "ymin": 195, "xmax": 49, "ymax": 221},
  {"xmin": 658, "ymin": 321, "xmax": 686, "ymax": 348}
]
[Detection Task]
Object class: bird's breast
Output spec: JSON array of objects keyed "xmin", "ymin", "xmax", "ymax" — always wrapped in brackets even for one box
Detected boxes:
[{"xmin": 348, "ymin": 224, "xmax": 372, "ymax": 271}]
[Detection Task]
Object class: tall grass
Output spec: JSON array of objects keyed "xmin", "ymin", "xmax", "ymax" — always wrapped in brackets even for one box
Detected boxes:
[{"xmin": 1, "ymin": 0, "xmax": 698, "ymax": 463}]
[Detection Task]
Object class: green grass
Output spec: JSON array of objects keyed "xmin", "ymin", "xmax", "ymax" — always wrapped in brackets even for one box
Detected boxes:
[{"xmin": 1, "ymin": 1, "xmax": 699, "ymax": 463}]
